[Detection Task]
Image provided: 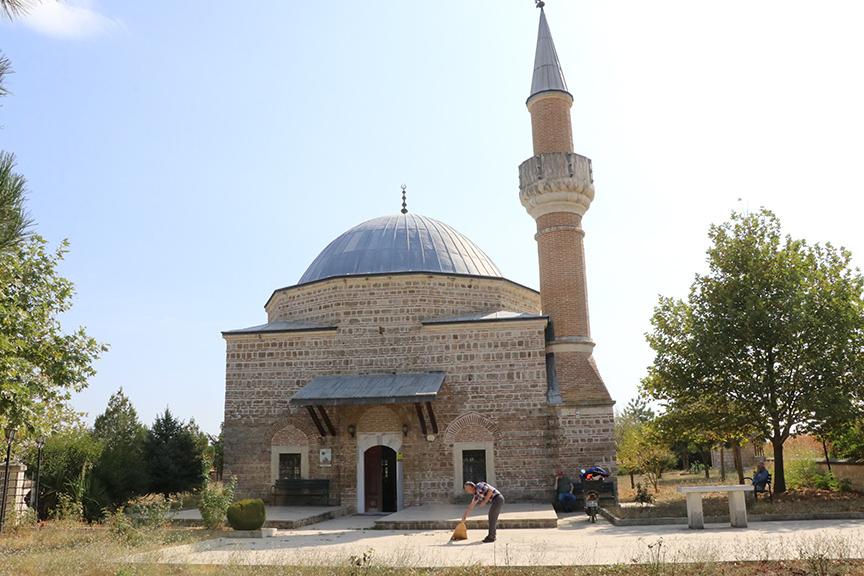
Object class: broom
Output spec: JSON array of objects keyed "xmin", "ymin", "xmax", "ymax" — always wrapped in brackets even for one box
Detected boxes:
[{"xmin": 450, "ymin": 520, "xmax": 468, "ymax": 541}]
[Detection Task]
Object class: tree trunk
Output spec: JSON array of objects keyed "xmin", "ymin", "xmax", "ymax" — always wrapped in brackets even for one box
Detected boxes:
[
  {"xmin": 720, "ymin": 448, "xmax": 726, "ymax": 481},
  {"xmin": 682, "ymin": 451, "xmax": 690, "ymax": 471},
  {"xmin": 703, "ymin": 450, "xmax": 710, "ymax": 479},
  {"xmin": 822, "ymin": 439, "xmax": 832, "ymax": 472},
  {"xmin": 733, "ymin": 442, "xmax": 745, "ymax": 484},
  {"xmin": 630, "ymin": 472, "xmax": 635, "ymax": 489},
  {"xmin": 772, "ymin": 438, "xmax": 786, "ymax": 493}
]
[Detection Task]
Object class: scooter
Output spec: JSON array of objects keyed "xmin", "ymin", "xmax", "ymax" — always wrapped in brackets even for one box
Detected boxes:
[
  {"xmin": 579, "ymin": 466, "xmax": 609, "ymax": 522},
  {"xmin": 584, "ymin": 490, "xmax": 600, "ymax": 523}
]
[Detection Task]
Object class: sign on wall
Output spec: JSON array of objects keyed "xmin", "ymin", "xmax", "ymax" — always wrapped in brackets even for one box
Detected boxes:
[{"xmin": 319, "ymin": 448, "xmax": 332, "ymax": 467}]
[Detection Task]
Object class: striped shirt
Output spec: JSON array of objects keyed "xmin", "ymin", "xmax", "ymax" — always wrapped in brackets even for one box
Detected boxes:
[{"xmin": 472, "ymin": 481, "xmax": 501, "ymax": 504}]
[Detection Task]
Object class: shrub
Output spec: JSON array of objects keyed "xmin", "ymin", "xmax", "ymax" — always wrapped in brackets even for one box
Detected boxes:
[
  {"xmin": 104, "ymin": 508, "xmax": 143, "ymax": 545},
  {"xmin": 634, "ymin": 482, "xmax": 655, "ymax": 505},
  {"xmin": 198, "ymin": 477, "xmax": 236, "ymax": 529},
  {"xmin": 53, "ymin": 492, "xmax": 84, "ymax": 521},
  {"xmin": 226, "ymin": 498, "xmax": 266, "ymax": 531},
  {"xmin": 124, "ymin": 493, "xmax": 179, "ymax": 528},
  {"xmin": 786, "ymin": 459, "xmax": 821, "ymax": 490},
  {"xmin": 786, "ymin": 460, "xmax": 852, "ymax": 492}
]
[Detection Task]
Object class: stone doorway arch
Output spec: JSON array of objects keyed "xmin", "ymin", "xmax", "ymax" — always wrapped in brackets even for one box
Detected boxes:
[{"xmin": 356, "ymin": 432, "xmax": 402, "ymax": 513}]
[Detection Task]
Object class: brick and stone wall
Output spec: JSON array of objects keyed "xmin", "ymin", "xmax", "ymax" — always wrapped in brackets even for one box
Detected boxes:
[
  {"xmin": 224, "ymin": 273, "xmax": 605, "ymax": 507},
  {"xmin": 266, "ymin": 274, "xmax": 541, "ymax": 325}
]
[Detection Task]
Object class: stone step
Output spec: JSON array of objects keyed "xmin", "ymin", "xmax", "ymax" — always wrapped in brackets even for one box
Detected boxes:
[{"xmin": 371, "ymin": 503, "xmax": 558, "ymax": 530}]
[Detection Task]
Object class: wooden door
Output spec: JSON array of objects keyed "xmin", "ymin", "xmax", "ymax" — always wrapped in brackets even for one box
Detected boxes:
[
  {"xmin": 364, "ymin": 446, "xmax": 382, "ymax": 512},
  {"xmin": 381, "ymin": 447, "xmax": 397, "ymax": 513}
]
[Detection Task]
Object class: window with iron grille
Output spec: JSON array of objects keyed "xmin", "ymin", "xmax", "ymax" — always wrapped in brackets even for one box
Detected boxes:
[
  {"xmin": 279, "ymin": 453, "xmax": 301, "ymax": 480},
  {"xmin": 462, "ymin": 449, "xmax": 487, "ymax": 484}
]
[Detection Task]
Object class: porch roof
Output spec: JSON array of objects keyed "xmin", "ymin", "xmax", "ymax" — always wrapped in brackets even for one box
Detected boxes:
[{"xmin": 290, "ymin": 372, "xmax": 445, "ymax": 406}]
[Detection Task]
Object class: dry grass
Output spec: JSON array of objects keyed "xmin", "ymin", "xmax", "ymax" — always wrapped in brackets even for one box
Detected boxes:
[{"xmin": 3, "ymin": 519, "xmax": 864, "ymax": 575}]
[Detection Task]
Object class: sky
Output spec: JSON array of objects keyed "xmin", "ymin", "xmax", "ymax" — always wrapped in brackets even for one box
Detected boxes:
[{"xmin": 2, "ymin": 1, "xmax": 863, "ymax": 435}]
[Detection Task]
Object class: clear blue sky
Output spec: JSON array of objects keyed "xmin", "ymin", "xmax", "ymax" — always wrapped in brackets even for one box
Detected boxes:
[{"xmin": 2, "ymin": 1, "xmax": 863, "ymax": 434}]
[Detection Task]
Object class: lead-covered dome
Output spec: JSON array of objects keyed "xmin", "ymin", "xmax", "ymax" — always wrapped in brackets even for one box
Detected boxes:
[{"xmin": 298, "ymin": 213, "xmax": 502, "ymax": 284}]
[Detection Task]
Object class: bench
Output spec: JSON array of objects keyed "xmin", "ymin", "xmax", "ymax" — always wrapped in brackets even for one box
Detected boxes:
[
  {"xmin": 677, "ymin": 485, "xmax": 751, "ymax": 529},
  {"xmin": 272, "ymin": 479, "xmax": 330, "ymax": 506}
]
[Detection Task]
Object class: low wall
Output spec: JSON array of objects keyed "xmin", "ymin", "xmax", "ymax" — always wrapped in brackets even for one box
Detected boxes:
[{"xmin": 818, "ymin": 461, "xmax": 864, "ymax": 491}]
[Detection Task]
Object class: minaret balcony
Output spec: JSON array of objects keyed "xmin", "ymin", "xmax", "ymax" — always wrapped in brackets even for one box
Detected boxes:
[{"xmin": 518, "ymin": 153, "xmax": 595, "ymax": 219}]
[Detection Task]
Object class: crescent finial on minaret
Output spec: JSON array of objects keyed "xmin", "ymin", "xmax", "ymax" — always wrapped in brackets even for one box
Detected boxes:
[{"xmin": 400, "ymin": 184, "xmax": 408, "ymax": 215}]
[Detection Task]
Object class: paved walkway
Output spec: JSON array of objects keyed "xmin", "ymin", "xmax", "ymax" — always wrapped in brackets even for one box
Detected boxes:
[{"xmin": 140, "ymin": 515, "xmax": 864, "ymax": 567}]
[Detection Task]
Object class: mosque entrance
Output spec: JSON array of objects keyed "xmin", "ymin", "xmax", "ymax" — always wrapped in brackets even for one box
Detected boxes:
[{"xmin": 363, "ymin": 446, "xmax": 397, "ymax": 513}]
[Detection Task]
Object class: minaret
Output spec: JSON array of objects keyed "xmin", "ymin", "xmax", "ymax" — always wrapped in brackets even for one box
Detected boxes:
[{"xmin": 519, "ymin": 3, "xmax": 614, "ymax": 420}]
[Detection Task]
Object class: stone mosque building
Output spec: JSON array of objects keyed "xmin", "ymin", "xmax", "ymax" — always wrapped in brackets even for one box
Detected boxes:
[{"xmin": 222, "ymin": 5, "xmax": 616, "ymax": 512}]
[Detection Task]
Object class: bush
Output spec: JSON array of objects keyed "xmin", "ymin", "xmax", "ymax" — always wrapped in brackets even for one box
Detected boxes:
[
  {"xmin": 124, "ymin": 493, "xmax": 179, "ymax": 529},
  {"xmin": 198, "ymin": 477, "xmax": 236, "ymax": 529},
  {"xmin": 226, "ymin": 498, "xmax": 266, "ymax": 531},
  {"xmin": 634, "ymin": 482, "xmax": 655, "ymax": 505},
  {"xmin": 786, "ymin": 459, "xmax": 852, "ymax": 492}
]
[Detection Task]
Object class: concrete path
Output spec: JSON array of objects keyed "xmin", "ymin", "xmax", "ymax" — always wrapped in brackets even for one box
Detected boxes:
[{"xmin": 140, "ymin": 515, "xmax": 864, "ymax": 567}]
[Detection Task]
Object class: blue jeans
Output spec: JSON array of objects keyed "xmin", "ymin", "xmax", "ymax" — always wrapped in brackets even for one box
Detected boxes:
[{"xmin": 558, "ymin": 493, "xmax": 577, "ymax": 505}]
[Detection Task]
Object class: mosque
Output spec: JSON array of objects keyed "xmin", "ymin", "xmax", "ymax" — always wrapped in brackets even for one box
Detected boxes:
[{"xmin": 222, "ymin": 4, "xmax": 616, "ymax": 512}]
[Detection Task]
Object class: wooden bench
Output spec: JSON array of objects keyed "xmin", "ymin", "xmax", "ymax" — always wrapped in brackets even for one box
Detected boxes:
[
  {"xmin": 272, "ymin": 479, "xmax": 330, "ymax": 506},
  {"xmin": 677, "ymin": 485, "xmax": 751, "ymax": 529}
]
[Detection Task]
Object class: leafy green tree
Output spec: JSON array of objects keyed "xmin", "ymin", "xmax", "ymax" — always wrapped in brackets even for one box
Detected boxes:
[
  {"xmin": 644, "ymin": 210, "xmax": 864, "ymax": 493},
  {"xmin": 92, "ymin": 388, "xmax": 149, "ymax": 506},
  {"xmin": 831, "ymin": 419, "xmax": 864, "ymax": 462},
  {"xmin": 616, "ymin": 418, "xmax": 675, "ymax": 492},
  {"xmin": 0, "ymin": 236, "xmax": 106, "ymax": 437},
  {"xmin": 23, "ymin": 427, "xmax": 106, "ymax": 520},
  {"xmin": 144, "ymin": 409, "xmax": 205, "ymax": 495}
]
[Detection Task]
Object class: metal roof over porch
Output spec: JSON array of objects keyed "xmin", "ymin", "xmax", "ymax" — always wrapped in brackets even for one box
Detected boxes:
[{"xmin": 290, "ymin": 372, "xmax": 445, "ymax": 406}]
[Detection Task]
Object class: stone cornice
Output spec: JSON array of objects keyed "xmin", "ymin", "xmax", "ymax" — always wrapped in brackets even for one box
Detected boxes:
[
  {"xmin": 421, "ymin": 318, "xmax": 548, "ymax": 332},
  {"xmin": 519, "ymin": 153, "xmax": 595, "ymax": 219}
]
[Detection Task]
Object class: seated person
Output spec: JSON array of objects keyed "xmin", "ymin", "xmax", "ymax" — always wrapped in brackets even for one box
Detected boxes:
[
  {"xmin": 752, "ymin": 461, "xmax": 770, "ymax": 492},
  {"xmin": 553, "ymin": 471, "xmax": 577, "ymax": 508}
]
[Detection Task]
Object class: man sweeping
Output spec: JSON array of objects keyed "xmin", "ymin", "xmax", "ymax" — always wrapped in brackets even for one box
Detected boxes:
[{"xmin": 462, "ymin": 481, "xmax": 504, "ymax": 543}]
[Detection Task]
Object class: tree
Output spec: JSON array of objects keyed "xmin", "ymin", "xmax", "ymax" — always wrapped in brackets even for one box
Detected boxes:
[
  {"xmin": 1, "ymin": 0, "xmax": 33, "ymax": 20},
  {"xmin": 0, "ymin": 236, "xmax": 106, "ymax": 437},
  {"xmin": 92, "ymin": 389, "xmax": 149, "ymax": 506},
  {"xmin": 208, "ymin": 424, "xmax": 224, "ymax": 481},
  {"xmin": 144, "ymin": 409, "xmax": 205, "ymax": 495},
  {"xmin": 616, "ymin": 418, "xmax": 675, "ymax": 492},
  {"xmin": 831, "ymin": 419, "xmax": 864, "ymax": 462},
  {"xmin": 644, "ymin": 210, "xmax": 864, "ymax": 493},
  {"xmin": 0, "ymin": 152, "xmax": 33, "ymax": 255},
  {"xmin": 621, "ymin": 395, "xmax": 656, "ymax": 424},
  {"xmin": 23, "ymin": 427, "xmax": 105, "ymax": 520}
]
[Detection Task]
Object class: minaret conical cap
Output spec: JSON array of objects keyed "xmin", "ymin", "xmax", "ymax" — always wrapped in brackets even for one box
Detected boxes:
[{"xmin": 529, "ymin": 7, "xmax": 571, "ymax": 100}]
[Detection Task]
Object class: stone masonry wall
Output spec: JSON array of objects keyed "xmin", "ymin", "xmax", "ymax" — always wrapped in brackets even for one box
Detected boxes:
[
  {"xmin": 265, "ymin": 275, "xmax": 541, "ymax": 325},
  {"xmin": 224, "ymin": 274, "xmax": 571, "ymax": 506},
  {"xmin": 224, "ymin": 274, "xmax": 617, "ymax": 507}
]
